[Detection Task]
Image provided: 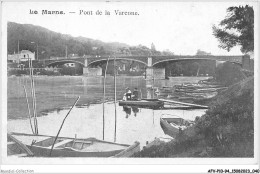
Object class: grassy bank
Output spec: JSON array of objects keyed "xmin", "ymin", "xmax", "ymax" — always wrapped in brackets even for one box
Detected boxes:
[{"xmin": 133, "ymin": 76, "xmax": 254, "ymax": 157}]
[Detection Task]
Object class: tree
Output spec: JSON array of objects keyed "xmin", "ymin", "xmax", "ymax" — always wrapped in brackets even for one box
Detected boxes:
[
  {"xmin": 151, "ymin": 43, "xmax": 156, "ymax": 51},
  {"xmin": 162, "ymin": 49, "xmax": 174, "ymax": 56},
  {"xmin": 212, "ymin": 5, "xmax": 254, "ymax": 53},
  {"xmin": 215, "ymin": 62, "xmax": 245, "ymax": 86},
  {"xmin": 196, "ymin": 49, "xmax": 211, "ymax": 55}
]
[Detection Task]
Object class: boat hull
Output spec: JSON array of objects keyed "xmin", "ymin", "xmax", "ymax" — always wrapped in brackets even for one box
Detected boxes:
[
  {"xmin": 119, "ymin": 99, "xmax": 164, "ymax": 108},
  {"xmin": 28, "ymin": 146, "xmax": 124, "ymax": 157},
  {"xmin": 9, "ymin": 132, "xmax": 140, "ymax": 157},
  {"xmin": 160, "ymin": 118, "xmax": 196, "ymax": 138},
  {"xmin": 160, "ymin": 118, "xmax": 180, "ymax": 138}
]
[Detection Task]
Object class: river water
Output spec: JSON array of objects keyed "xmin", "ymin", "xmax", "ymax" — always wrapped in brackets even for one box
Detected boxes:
[{"xmin": 7, "ymin": 76, "xmax": 208, "ymax": 147}]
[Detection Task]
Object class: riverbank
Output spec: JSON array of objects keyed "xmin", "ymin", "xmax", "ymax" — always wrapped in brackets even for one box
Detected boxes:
[{"xmin": 133, "ymin": 76, "xmax": 254, "ymax": 157}]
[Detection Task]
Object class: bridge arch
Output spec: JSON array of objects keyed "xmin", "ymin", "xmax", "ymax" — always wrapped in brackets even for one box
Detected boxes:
[
  {"xmin": 46, "ymin": 60, "xmax": 85, "ymax": 67},
  {"xmin": 152, "ymin": 57, "xmax": 242, "ymax": 67},
  {"xmin": 87, "ymin": 58, "xmax": 148, "ymax": 67}
]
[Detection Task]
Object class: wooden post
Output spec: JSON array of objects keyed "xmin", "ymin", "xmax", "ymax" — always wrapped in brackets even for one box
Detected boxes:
[
  {"xmin": 18, "ymin": 40, "xmax": 19, "ymax": 54},
  {"xmin": 36, "ymin": 43, "xmax": 38, "ymax": 60},
  {"xmin": 32, "ymin": 60, "xmax": 38, "ymax": 134},
  {"xmin": 103, "ymin": 58, "xmax": 109, "ymax": 140},
  {"xmin": 65, "ymin": 46, "xmax": 68, "ymax": 58},
  {"xmin": 28, "ymin": 58, "xmax": 37, "ymax": 134},
  {"xmin": 23, "ymin": 85, "xmax": 35, "ymax": 134},
  {"xmin": 114, "ymin": 57, "xmax": 117, "ymax": 142},
  {"xmin": 29, "ymin": 58, "xmax": 38, "ymax": 134},
  {"xmin": 152, "ymin": 77, "xmax": 155, "ymax": 99},
  {"xmin": 152, "ymin": 110, "xmax": 154, "ymax": 125}
]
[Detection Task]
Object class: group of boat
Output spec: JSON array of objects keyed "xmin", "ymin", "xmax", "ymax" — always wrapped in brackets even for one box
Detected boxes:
[
  {"xmin": 155, "ymin": 81, "xmax": 227, "ymax": 103},
  {"xmin": 7, "ymin": 57, "xmax": 141, "ymax": 158},
  {"xmin": 8, "ymin": 59, "xmax": 215, "ymax": 157}
]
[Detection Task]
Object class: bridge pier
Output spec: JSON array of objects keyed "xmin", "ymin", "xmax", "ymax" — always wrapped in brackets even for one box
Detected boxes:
[
  {"xmin": 82, "ymin": 58, "xmax": 103, "ymax": 76},
  {"xmin": 83, "ymin": 67, "xmax": 102, "ymax": 76},
  {"xmin": 145, "ymin": 57, "xmax": 153, "ymax": 79},
  {"xmin": 145, "ymin": 57, "xmax": 166, "ymax": 79}
]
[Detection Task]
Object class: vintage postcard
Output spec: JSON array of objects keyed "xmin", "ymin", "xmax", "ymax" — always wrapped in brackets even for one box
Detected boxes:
[{"xmin": 0, "ymin": 1, "xmax": 259, "ymax": 173}]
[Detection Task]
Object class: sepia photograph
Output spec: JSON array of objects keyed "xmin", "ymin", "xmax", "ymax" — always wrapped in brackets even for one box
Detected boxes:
[{"xmin": 0, "ymin": 1, "xmax": 259, "ymax": 173}]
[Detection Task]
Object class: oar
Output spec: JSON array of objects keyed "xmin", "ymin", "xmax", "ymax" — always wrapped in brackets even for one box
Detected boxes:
[
  {"xmin": 31, "ymin": 61, "xmax": 39, "ymax": 134},
  {"xmin": 49, "ymin": 96, "xmax": 80, "ymax": 157}
]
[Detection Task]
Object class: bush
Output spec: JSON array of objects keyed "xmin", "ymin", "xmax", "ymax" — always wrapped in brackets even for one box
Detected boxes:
[
  {"xmin": 215, "ymin": 62, "xmax": 245, "ymax": 86},
  {"xmin": 195, "ymin": 78, "xmax": 254, "ymax": 157},
  {"xmin": 8, "ymin": 69, "xmax": 27, "ymax": 76},
  {"xmin": 133, "ymin": 77, "xmax": 254, "ymax": 157}
]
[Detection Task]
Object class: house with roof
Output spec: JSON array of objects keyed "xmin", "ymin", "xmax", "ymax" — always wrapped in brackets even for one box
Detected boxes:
[{"xmin": 8, "ymin": 50, "xmax": 35, "ymax": 63}]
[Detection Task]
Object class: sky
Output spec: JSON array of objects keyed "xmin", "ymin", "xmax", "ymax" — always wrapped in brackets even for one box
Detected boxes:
[{"xmin": 2, "ymin": 1, "xmax": 256, "ymax": 55}]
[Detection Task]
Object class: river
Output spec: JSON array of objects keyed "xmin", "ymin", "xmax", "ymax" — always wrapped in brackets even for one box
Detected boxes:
[{"xmin": 7, "ymin": 76, "xmax": 208, "ymax": 147}]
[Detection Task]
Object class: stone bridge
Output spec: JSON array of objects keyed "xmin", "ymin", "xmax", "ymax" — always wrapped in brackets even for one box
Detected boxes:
[
  {"xmin": 42, "ymin": 55, "xmax": 252, "ymax": 78},
  {"xmin": 44, "ymin": 55, "xmax": 245, "ymax": 67}
]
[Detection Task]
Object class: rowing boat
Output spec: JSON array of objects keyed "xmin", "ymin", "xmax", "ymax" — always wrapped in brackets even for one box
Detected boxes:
[
  {"xmin": 10, "ymin": 132, "xmax": 140, "ymax": 157},
  {"xmin": 7, "ymin": 133, "xmax": 34, "ymax": 157},
  {"xmin": 160, "ymin": 115, "xmax": 194, "ymax": 138}
]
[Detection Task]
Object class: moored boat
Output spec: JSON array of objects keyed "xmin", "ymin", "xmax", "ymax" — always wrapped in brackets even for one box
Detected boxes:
[
  {"xmin": 119, "ymin": 99, "xmax": 164, "ymax": 109},
  {"xmin": 160, "ymin": 114, "xmax": 194, "ymax": 138},
  {"xmin": 10, "ymin": 132, "xmax": 140, "ymax": 157},
  {"xmin": 7, "ymin": 133, "xmax": 34, "ymax": 157}
]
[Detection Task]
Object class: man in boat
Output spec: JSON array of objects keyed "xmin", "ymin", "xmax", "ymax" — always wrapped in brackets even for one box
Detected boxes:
[
  {"xmin": 132, "ymin": 88, "xmax": 139, "ymax": 100},
  {"xmin": 123, "ymin": 88, "xmax": 132, "ymax": 101}
]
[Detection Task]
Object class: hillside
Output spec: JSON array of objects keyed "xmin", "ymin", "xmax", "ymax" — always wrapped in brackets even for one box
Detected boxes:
[
  {"xmin": 134, "ymin": 76, "xmax": 254, "ymax": 157},
  {"xmin": 7, "ymin": 22, "xmax": 165, "ymax": 60}
]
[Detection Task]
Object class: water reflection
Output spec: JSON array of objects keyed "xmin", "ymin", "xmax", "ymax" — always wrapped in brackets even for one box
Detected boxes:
[
  {"xmin": 123, "ymin": 106, "xmax": 131, "ymax": 118},
  {"xmin": 122, "ymin": 106, "xmax": 140, "ymax": 118},
  {"xmin": 132, "ymin": 106, "xmax": 139, "ymax": 116}
]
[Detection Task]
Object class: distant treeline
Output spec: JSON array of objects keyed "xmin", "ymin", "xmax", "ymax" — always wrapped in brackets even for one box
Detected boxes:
[
  {"xmin": 7, "ymin": 22, "xmax": 174, "ymax": 60},
  {"xmin": 154, "ymin": 59, "xmax": 216, "ymax": 77}
]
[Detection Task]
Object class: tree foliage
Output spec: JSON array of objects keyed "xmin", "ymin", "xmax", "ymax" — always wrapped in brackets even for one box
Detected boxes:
[
  {"xmin": 159, "ymin": 60, "xmax": 216, "ymax": 77},
  {"xmin": 195, "ymin": 77, "xmax": 254, "ymax": 157},
  {"xmin": 133, "ymin": 77, "xmax": 254, "ymax": 157},
  {"xmin": 212, "ymin": 5, "xmax": 254, "ymax": 53},
  {"xmin": 215, "ymin": 62, "xmax": 245, "ymax": 86},
  {"xmin": 196, "ymin": 49, "xmax": 211, "ymax": 55}
]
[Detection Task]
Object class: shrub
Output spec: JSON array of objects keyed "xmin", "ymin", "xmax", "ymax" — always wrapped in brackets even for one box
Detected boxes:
[{"xmin": 215, "ymin": 62, "xmax": 245, "ymax": 86}]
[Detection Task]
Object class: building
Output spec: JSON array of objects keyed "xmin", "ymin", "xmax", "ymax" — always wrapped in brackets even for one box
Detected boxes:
[
  {"xmin": 8, "ymin": 50, "xmax": 35, "ymax": 63},
  {"xmin": 7, "ymin": 54, "xmax": 19, "ymax": 63},
  {"xmin": 64, "ymin": 63, "xmax": 75, "ymax": 67},
  {"xmin": 68, "ymin": 53, "xmax": 79, "ymax": 58}
]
